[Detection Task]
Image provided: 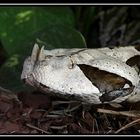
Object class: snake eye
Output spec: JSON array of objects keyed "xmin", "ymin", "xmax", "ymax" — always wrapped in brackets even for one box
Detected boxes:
[{"xmin": 67, "ymin": 56, "xmax": 76, "ymax": 69}]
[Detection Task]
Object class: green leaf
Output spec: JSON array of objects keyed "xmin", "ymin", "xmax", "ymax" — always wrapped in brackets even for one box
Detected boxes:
[
  {"xmin": 19, "ymin": 24, "xmax": 87, "ymax": 55},
  {"xmin": 0, "ymin": 6, "xmax": 75, "ymax": 55}
]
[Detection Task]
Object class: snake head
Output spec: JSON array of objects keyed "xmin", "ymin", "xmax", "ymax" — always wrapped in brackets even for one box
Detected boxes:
[{"xmin": 21, "ymin": 44, "xmax": 140, "ymax": 104}]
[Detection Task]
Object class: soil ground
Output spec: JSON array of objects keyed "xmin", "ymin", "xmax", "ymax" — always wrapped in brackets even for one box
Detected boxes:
[{"xmin": 0, "ymin": 90, "xmax": 140, "ymax": 135}]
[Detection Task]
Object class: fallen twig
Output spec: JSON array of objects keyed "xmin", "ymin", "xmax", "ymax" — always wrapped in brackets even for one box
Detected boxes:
[
  {"xmin": 0, "ymin": 86, "xmax": 19, "ymax": 101},
  {"xmin": 97, "ymin": 108, "xmax": 140, "ymax": 118},
  {"xmin": 115, "ymin": 118, "xmax": 140, "ymax": 134},
  {"xmin": 26, "ymin": 123, "xmax": 51, "ymax": 134},
  {"xmin": 49, "ymin": 125, "xmax": 68, "ymax": 130}
]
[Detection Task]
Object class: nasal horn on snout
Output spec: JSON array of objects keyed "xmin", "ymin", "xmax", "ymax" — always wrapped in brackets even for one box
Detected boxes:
[
  {"xmin": 31, "ymin": 43, "xmax": 40, "ymax": 61},
  {"xmin": 38, "ymin": 45, "xmax": 45, "ymax": 61},
  {"xmin": 31, "ymin": 43, "xmax": 46, "ymax": 61}
]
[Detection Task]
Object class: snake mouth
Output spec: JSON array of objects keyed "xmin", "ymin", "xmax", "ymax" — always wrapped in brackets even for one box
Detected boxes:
[
  {"xmin": 21, "ymin": 77, "xmax": 34, "ymax": 87},
  {"xmin": 21, "ymin": 73, "xmax": 37, "ymax": 88},
  {"xmin": 39, "ymin": 83, "xmax": 50, "ymax": 91}
]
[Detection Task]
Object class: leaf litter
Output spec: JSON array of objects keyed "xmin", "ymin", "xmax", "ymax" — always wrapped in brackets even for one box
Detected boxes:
[{"xmin": 0, "ymin": 87, "xmax": 140, "ymax": 134}]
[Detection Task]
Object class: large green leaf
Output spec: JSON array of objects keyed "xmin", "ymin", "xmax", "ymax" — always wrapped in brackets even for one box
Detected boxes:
[
  {"xmin": 0, "ymin": 6, "xmax": 75, "ymax": 55},
  {"xmin": 19, "ymin": 24, "xmax": 87, "ymax": 56}
]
